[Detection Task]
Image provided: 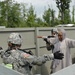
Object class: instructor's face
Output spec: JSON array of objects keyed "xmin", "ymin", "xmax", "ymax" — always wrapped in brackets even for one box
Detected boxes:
[{"xmin": 58, "ymin": 32, "xmax": 63, "ymax": 41}]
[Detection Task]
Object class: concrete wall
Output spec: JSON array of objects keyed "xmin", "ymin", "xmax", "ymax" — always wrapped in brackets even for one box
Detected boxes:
[{"xmin": 0, "ymin": 27, "xmax": 75, "ymax": 75}]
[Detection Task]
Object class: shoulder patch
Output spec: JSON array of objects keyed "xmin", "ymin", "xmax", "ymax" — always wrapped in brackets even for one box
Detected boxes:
[{"xmin": 22, "ymin": 53, "xmax": 30, "ymax": 58}]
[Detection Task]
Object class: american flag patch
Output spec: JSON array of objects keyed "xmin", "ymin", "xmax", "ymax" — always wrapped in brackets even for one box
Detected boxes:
[{"xmin": 22, "ymin": 53, "xmax": 30, "ymax": 58}]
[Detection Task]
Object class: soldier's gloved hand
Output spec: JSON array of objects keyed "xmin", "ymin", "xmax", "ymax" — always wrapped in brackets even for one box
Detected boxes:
[{"xmin": 54, "ymin": 51, "xmax": 64, "ymax": 60}]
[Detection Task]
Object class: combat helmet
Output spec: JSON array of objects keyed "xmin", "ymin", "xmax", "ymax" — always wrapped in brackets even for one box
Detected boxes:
[
  {"xmin": 8, "ymin": 33, "xmax": 22, "ymax": 45},
  {"xmin": 51, "ymin": 28, "xmax": 58, "ymax": 34}
]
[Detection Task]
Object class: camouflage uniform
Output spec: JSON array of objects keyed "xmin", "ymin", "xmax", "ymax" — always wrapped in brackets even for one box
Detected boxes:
[{"xmin": 1, "ymin": 33, "xmax": 54, "ymax": 75}]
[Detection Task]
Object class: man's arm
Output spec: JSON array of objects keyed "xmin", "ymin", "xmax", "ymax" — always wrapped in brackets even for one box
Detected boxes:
[
  {"xmin": 67, "ymin": 38, "xmax": 75, "ymax": 48},
  {"xmin": 21, "ymin": 51, "xmax": 64, "ymax": 66},
  {"xmin": 37, "ymin": 35, "xmax": 58, "ymax": 45}
]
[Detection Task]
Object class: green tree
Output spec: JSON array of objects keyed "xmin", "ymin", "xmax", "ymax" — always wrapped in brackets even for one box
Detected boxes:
[
  {"xmin": 19, "ymin": 3, "xmax": 28, "ymax": 27},
  {"xmin": 0, "ymin": 1, "xmax": 7, "ymax": 26},
  {"xmin": 50, "ymin": 9, "xmax": 55, "ymax": 27},
  {"xmin": 7, "ymin": 3, "xmax": 21, "ymax": 27},
  {"xmin": 43, "ymin": 7, "xmax": 51, "ymax": 26},
  {"xmin": 0, "ymin": 0, "xmax": 21, "ymax": 28},
  {"xmin": 54, "ymin": 18, "xmax": 60, "ymax": 26},
  {"xmin": 55, "ymin": 0, "xmax": 71, "ymax": 24},
  {"xmin": 72, "ymin": 6, "xmax": 75, "ymax": 23},
  {"xmin": 26, "ymin": 5, "xmax": 37, "ymax": 27},
  {"xmin": 64, "ymin": 9, "xmax": 71, "ymax": 24},
  {"xmin": 35, "ymin": 18, "xmax": 44, "ymax": 27},
  {"xmin": 43, "ymin": 6, "xmax": 55, "ymax": 27}
]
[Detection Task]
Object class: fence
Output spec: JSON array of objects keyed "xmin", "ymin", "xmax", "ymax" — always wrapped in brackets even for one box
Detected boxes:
[{"xmin": 0, "ymin": 27, "xmax": 75, "ymax": 75}]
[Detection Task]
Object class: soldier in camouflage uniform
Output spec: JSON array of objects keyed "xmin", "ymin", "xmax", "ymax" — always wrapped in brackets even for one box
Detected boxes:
[{"xmin": 1, "ymin": 33, "xmax": 64, "ymax": 75}]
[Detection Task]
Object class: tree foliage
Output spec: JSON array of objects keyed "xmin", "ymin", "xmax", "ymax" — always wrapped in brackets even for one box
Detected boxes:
[
  {"xmin": 55, "ymin": 0, "xmax": 71, "ymax": 24},
  {"xmin": 26, "ymin": 5, "xmax": 37, "ymax": 27},
  {"xmin": 72, "ymin": 6, "xmax": 75, "ymax": 23},
  {"xmin": 43, "ymin": 7, "xmax": 51, "ymax": 26},
  {"xmin": 0, "ymin": 0, "xmax": 22, "ymax": 27},
  {"xmin": 0, "ymin": 0, "xmax": 74, "ymax": 27},
  {"xmin": 43, "ymin": 6, "xmax": 56, "ymax": 27}
]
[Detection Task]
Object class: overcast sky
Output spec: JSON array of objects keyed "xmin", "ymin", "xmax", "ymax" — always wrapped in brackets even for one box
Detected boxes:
[
  {"xmin": 1, "ymin": 0, "xmax": 75, "ymax": 18},
  {"xmin": 17, "ymin": 0, "xmax": 74, "ymax": 18}
]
